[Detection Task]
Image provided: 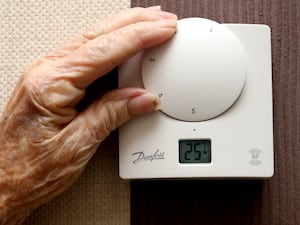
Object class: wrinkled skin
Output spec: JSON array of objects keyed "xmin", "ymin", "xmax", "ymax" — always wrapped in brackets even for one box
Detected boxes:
[{"xmin": 0, "ymin": 7, "xmax": 177, "ymax": 224}]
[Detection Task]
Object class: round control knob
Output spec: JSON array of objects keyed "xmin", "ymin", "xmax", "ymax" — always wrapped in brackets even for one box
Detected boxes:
[{"xmin": 142, "ymin": 18, "xmax": 246, "ymax": 122}]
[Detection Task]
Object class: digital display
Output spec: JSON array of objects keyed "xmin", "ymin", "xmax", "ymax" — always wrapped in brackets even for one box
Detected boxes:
[{"xmin": 179, "ymin": 140, "xmax": 211, "ymax": 163}]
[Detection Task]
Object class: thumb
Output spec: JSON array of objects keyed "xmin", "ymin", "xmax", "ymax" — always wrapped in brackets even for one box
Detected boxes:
[{"xmin": 69, "ymin": 88, "xmax": 160, "ymax": 144}]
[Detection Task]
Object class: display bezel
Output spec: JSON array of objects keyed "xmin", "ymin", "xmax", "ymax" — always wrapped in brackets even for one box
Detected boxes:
[{"xmin": 179, "ymin": 139, "xmax": 212, "ymax": 164}]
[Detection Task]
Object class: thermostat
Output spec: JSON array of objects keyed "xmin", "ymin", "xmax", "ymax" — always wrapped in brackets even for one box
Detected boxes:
[{"xmin": 118, "ymin": 18, "xmax": 273, "ymax": 179}]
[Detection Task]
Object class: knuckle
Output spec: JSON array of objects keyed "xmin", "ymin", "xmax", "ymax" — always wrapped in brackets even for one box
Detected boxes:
[
  {"xmin": 87, "ymin": 35, "xmax": 111, "ymax": 59},
  {"xmin": 115, "ymin": 26, "xmax": 144, "ymax": 52},
  {"xmin": 22, "ymin": 62, "xmax": 73, "ymax": 112},
  {"xmin": 23, "ymin": 63, "xmax": 50, "ymax": 100},
  {"xmin": 86, "ymin": 120, "xmax": 110, "ymax": 145},
  {"xmin": 85, "ymin": 103, "xmax": 113, "ymax": 143},
  {"xmin": 131, "ymin": 7, "xmax": 146, "ymax": 17},
  {"xmin": 83, "ymin": 21, "xmax": 109, "ymax": 40},
  {"xmin": 87, "ymin": 33, "xmax": 119, "ymax": 67},
  {"xmin": 102, "ymin": 99, "xmax": 119, "ymax": 133}
]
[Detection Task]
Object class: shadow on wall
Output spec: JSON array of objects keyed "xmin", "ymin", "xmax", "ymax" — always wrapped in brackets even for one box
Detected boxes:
[{"xmin": 131, "ymin": 180, "xmax": 264, "ymax": 225}]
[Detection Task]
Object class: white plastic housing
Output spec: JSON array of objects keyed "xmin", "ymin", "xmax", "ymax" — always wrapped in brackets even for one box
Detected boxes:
[{"xmin": 118, "ymin": 18, "xmax": 273, "ymax": 179}]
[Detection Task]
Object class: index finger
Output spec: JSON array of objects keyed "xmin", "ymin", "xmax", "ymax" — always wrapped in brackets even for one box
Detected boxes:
[
  {"xmin": 50, "ymin": 7, "xmax": 176, "ymax": 58},
  {"xmin": 54, "ymin": 10, "xmax": 177, "ymax": 88}
]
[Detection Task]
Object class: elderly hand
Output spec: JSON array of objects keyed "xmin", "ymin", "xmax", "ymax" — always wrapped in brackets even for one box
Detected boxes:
[{"xmin": 0, "ymin": 7, "xmax": 177, "ymax": 224}]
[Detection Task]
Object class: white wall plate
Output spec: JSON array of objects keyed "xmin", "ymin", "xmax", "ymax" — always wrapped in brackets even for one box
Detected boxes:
[{"xmin": 118, "ymin": 18, "xmax": 273, "ymax": 179}]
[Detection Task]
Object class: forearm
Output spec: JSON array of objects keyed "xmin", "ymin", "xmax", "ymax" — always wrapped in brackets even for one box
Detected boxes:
[
  {"xmin": 0, "ymin": 203, "xmax": 29, "ymax": 225},
  {"xmin": 0, "ymin": 141, "xmax": 32, "ymax": 225},
  {"xmin": 0, "ymin": 171, "xmax": 31, "ymax": 225},
  {"xmin": 0, "ymin": 128, "xmax": 90, "ymax": 225}
]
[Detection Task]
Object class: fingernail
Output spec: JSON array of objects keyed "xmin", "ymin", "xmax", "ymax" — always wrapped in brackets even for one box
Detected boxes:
[
  {"xmin": 154, "ymin": 10, "xmax": 177, "ymax": 19},
  {"xmin": 147, "ymin": 5, "xmax": 162, "ymax": 11},
  {"xmin": 127, "ymin": 93, "xmax": 160, "ymax": 117}
]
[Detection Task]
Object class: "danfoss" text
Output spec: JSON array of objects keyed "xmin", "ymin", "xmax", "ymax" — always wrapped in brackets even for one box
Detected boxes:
[{"xmin": 132, "ymin": 149, "xmax": 165, "ymax": 164}]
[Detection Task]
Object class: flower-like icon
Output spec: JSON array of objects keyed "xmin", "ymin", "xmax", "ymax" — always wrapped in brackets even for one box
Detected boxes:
[{"xmin": 249, "ymin": 148, "xmax": 262, "ymax": 166}]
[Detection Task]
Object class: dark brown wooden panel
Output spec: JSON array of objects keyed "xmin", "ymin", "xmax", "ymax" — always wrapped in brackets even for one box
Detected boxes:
[
  {"xmin": 130, "ymin": 1, "xmax": 300, "ymax": 225},
  {"xmin": 132, "ymin": 180, "xmax": 265, "ymax": 225}
]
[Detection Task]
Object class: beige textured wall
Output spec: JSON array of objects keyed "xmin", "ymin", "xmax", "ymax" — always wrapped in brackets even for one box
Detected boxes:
[{"xmin": 0, "ymin": 1, "xmax": 131, "ymax": 224}]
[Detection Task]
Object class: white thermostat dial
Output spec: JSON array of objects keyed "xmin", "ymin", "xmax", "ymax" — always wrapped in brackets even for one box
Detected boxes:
[
  {"xmin": 142, "ymin": 18, "xmax": 246, "ymax": 121},
  {"xmin": 118, "ymin": 18, "xmax": 274, "ymax": 179}
]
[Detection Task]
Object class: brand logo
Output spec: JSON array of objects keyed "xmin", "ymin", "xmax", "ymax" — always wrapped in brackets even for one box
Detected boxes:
[
  {"xmin": 249, "ymin": 148, "xmax": 262, "ymax": 166},
  {"xmin": 132, "ymin": 149, "xmax": 165, "ymax": 164}
]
